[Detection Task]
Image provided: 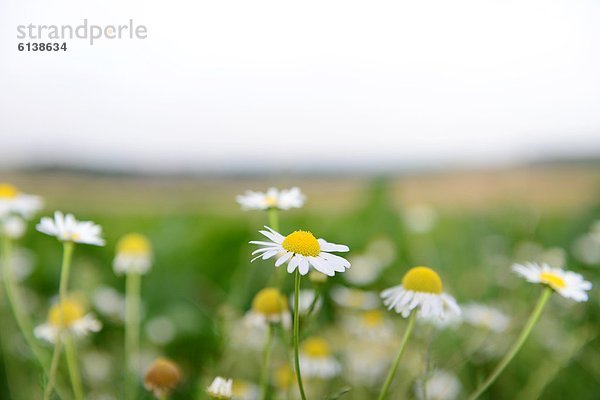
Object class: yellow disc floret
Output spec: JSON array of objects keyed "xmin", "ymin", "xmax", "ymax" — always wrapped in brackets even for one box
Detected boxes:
[
  {"xmin": 402, "ymin": 266, "xmax": 443, "ymax": 294},
  {"xmin": 274, "ymin": 365, "xmax": 294, "ymax": 390},
  {"xmin": 0, "ymin": 183, "xmax": 18, "ymax": 199},
  {"xmin": 282, "ymin": 231, "xmax": 320, "ymax": 257},
  {"xmin": 117, "ymin": 233, "xmax": 152, "ymax": 255},
  {"xmin": 361, "ymin": 310, "xmax": 384, "ymax": 327},
  {"xmin": 252, "ymin": 287, "xmax": 287, "ymax": 316},
  {"xmin": 48, "ymin": 300, "xmax": 85, "ymax": 327},
  {"xmin": 301, "ymin": 336, "xmax": 331, "ymax": 358},
  {"xmin": 539, "ymin": 271, "xmax": 566, "ymax": 289},
  {"xmin": 265, "ymin": 195, "xmax": 278, "ymax": 208}
]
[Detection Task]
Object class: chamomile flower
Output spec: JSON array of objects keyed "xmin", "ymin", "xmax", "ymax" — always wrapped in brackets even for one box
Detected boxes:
[
  {"xmin": 237, "ymin": 187, "xmax": 305, "ymax": 211},
  {"xmin": 1, "ymin": 215, "xmax": 26, "ymax": 239},
  {"xmin": 113, "ymin": 233, "xmax": 153, "ymax": 275},
  {"xmin": 245, "ymin": 287, "xmax": 291, "ymax": 328},
  {"xmin": 381, "ymin": 266, "xmax": 460, "ymax": 319},
  {"xmin": 143, "ymin": 358, "xmax": 181, "ymax": 398},
  {"xmin": 330, "ymin": 286, "xmax": 380, "ymax": 310},
  {"xmin": 415, "ymin": 370, "xmax": 461, "ymax": 400},
  {"xmin": 250, "ymin": 226, "xmax": 350, "ymax": 276},
  {"xmin": 273, "ymin": 364, "xmax": 295, "ymax": 392},
  {"xmin": 512, "ymin": 262, "xmax": 591, "ymax": 302},
  {"xmin": 418, "ymin": 308, "xmax": 462, "ymax": 330},
  {"xmin": 0, "ymin": 183, "xmax": 43, "ymax": 220},
  {"xmin": 36, "ymin": 211, "xmax": 105, "ymax": 246},
  {"xmin": 299, "ymin": 337, "xmax": 341, "ymax": 379},
  {"xmin": 462, "ymin": 303, "xmax": 510, "ymax": 333},
  {"xmin": 232, "ymin": 380, "xmax": 260, "ymax": 400},
  {"xmin": 344, "ymin": 309, "xmax": 394, "ymax": 341},
  {"xmin": 207, "ymin": 376, "xmax": 233, "ymax": 400},
  {"xmin": 34, "ymin": 299, "xmax": 102, "ymax": 343},
  {"xmin": 344, "ymin": 344, "xmax": 390, "ymax": 387}
]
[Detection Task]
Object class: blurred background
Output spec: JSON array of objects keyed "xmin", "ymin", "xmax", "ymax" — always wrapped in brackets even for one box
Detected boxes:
[{"xmin": 1, "ymin": 0, "xmax": 600, "ymax": 399}]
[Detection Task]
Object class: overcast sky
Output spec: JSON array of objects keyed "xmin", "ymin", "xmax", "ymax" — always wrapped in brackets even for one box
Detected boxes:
[{"xmin": 1, "ymin": 0, "xmax": 600, "ymax": 172}]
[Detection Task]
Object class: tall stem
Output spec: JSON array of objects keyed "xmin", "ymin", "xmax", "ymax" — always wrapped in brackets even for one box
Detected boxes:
[
  {"xmin": 44, "ymin": 340, "xmax": 63, "ymax": 400},
  {"xmin": 125, "ymin": 271, "xmax": 141, "ymax": 400},
  {"xmin": 260, "ymin": 324, "xmax": 274, "ymax": 400},
  {"xmin": 58, "ymin": 242, "xmax": 75, "ymax": 306},
  {"xmin": 1, "ymin": 235, "xmax": 49, "ymax": 370},
  {"xmin": 293, "ymin": 270, "xmax": 307, "ymax": 400},
  {"xmin": 267, "ymin": 208, "xmax": 279, "ymax": 232},
  {"xmin": 467, "ymin": 287, "xmax": 552, "ymax": 400},
  {"xmin": 65, "ymin": 334, "xmax": 84, "ymax": 400},
  {"xmin": 44, "ymin": 240, "xmax": 75, "ymax": 399},
  {"xmin": 377, "ymin": 311, "xmax": 417, "ymax": 400}
]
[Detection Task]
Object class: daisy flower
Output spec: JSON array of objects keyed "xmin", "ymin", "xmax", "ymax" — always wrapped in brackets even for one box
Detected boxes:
[
  {"xmin": 273, "ymin": 364, "xmax": 295, "ymax": 392},
  {"xmin": 34, "ymin": 299, "xmax": 102, "ymax": 343},
  {"xmin": 232, "ymin": 380, "xmax": 260, "ymax": 400},
  {"xmin": 237, "ymin": 187, "xmax": 305, "ymax": 211},
  {"xmin": 344, "ymin": 344, "xmax": 390, "ymax": 387},
  {"xmin": 415, "ymin": 370, "xmax": 461, "ymax": 400},
  {"xmin": 143, "ymin": 357, "xmax": 181, "ymax": 399},
  {"xmin": 512, "ymin": 262, "xmax": 591, "ymax": 302},
  {"xmin": 462, "ymin": 303, "xmax": 510, "ymax": 333},
  {"xmin": 331, "ymin": 286, "xmax": 380, "ymax": 310},
  {"xmin": 113, "ymin": 233, "xmax": 153, "ymax": 275},
  {"xmin": 245, "ymin": 287, "xmax": 291, "ymax": 328},
  {"xmin": 381, "ymin": 266, "xmax": 460, "ymax": 319},
  {"xmin": 299, "ymin": 337, "xmax": 341, "ymax": 379},
  {"xmin": 1, "ymin": 215, "xmax": 26, "ymax": 239},
  {"xmin": 36, "ymin": 211, "xmax": 105, "ymax": 246},
  {"xmin": 0, "ymin": 183, "xmax": 43, "ymax": 220},
  {"xmin": 250, "ymin": 226, "xmax": 350, "ymax": 276},
  {"xmin": 207, "ymin": 376, "xmax": 233, "ymax": 400},
  {"xmin": 345, "ymin": 309, "xmax": 394, "ymax": 341}
]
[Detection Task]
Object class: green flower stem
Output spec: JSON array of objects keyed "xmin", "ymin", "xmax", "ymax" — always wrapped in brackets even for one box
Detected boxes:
[
  {"xmin": 377, "ymin": 311, "xmax": 417, "ymax": 400},
  {"xmin": 58, "ymin": 241, "xmax": 75, "ymax": 306},
  {"xmin": 267, "ymin": 208, "xmax": 280, "ymax": 231},
  {"xmin": 293, "ymin": 270, "xmax": 307, "ymax": 400},
  {"xmin": 260, "ymin": 323, "xmax": 275, "ymax": 400},
  {"xmin": 44, "ymin": 240, "xmax": 75, "ymax": 400},
  {"xmin": 125, "ymin": 271, "xmax": 142, "ymax": 400},
  {"xmin": 467, "ymin": 286, "xmax": 553, "ymax": 400},
  {"xmin": 65, "ymin": 334, "xmax": 84, "ymax": 400},
  {"xmin": 1, "ymin": 235, "xmax": 49, "ymax": 370},
  {"xmin": 44, "ymin": 339, "xmax": 64, "ymax": 400}
]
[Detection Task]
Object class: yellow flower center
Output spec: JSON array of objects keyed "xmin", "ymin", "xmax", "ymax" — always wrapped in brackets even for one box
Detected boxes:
[
  {"xmin": 402, "ymin": 266, "xmax": 443, "ymax": 294},
  {"xmin": 282, "ymin": 231, "xmax": 320, "ymax": 257},
  {"xmin": 301, "ymin": 337, "xmax": 331, "ymax": 358},
  {"xmin": 274, "ymin": 365, "xmax": 294, "ymax": 390},
  {"xmin": 252, "ymin": 287, "xmax": 287, "ymax": 316},
  {"xmin": 265, "ymin": 195, "xmax": 278, "ymax": 208},
  {"xmin": 48, "ymin": 300, "xmax": 85, "ymax": 327},
  {"xmin": 539, "ymin": 271, "xmax": 566, "ymax": 289},
  {"xmin": 0, "ymin": 183, "xmax": 18, "ymax": 199},
  {"xmin": 117, "ymin": 233, "xmax": 152, "ymax": 255},
  {"xmin": 361, "ymin": 310, "xmax": 384, "ymax": 327}
]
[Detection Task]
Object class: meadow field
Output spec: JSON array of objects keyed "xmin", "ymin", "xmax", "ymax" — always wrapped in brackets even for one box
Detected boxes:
[{"xmin": 1, "ymin": 164, "xmax": 599, "ymax": 400}]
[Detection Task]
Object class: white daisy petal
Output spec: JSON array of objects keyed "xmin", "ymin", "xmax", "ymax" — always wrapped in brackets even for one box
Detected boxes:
[
  {"xmin": 36, "ymin": 211, "xmax": 104, "ymax": 247},
  {"xmin": 512, "ymin": 262, "xmax": 591, "ymax": 302},
  {"xmin": 250, "ymin": 227, "xmax": 350, "ymax": 276}
]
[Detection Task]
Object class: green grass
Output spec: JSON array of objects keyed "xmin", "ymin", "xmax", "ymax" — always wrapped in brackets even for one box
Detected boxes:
[{"xmin": 1, "ymin": 177, "xmax": 599, "ymax": 399}]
